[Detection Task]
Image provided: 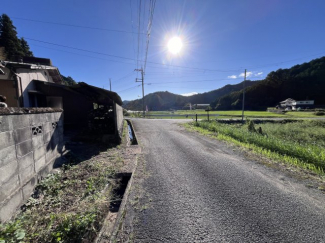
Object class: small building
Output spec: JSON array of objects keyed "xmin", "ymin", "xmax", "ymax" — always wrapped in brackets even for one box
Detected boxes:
[
  {"xmin": 279, "ymin": 98, "xmax": 314, "ymax": 110},
  {"xmin": 0, "ymin": 57, "xmax": 62, "ymax": 107},
  {"xmin": 0, "ymin": 57, "xmax": 123, "ymax": 138},
  {"xmin": 194, "ymin": 104, "xmax": 210, "ymax": 109}
]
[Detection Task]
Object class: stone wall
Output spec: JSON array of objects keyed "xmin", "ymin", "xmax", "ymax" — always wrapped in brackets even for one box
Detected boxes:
[{"xmin": 0, "ymin": 110, "xmax": 64, "ymax": 222}]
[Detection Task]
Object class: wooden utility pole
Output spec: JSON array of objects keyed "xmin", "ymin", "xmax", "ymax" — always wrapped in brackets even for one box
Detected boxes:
[
  {"xmin": 242, "ymin": 69, "xmax": 247, "ymax": 122},
  {"xmin": 135, "ymin": 68, "xmax": 145, "ymax": 117}
]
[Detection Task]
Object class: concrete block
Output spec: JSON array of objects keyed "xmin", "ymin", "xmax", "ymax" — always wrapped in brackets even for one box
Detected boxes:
[
  {"xmin": 35, "ymin": 155, "xmax": 46, "ymax": 172},
  {"xmin": 0, "ymin": 175, "xmax": 20, "ymax": 202},
  {"xmin": 38, "ymin": 165, "xmax": 50, "ymax": 181},
  {"xmin": 0, "ymin": 131, "xmax": 15, "ymax": 150},
  {"xmin": 33, "ymin": 145, "xmax": 46, "ymax": 161},
  {"xmin": 47, "ymin": 113, "xmax": 55, "ymax": 123},
  {"xmin": 46, "ymin": 147, "xmax": 56, "ymax": 161},
  {"xmin": 58, "ymin": 116, "xmax": 64, "ymax": 127},
  {"xmin": 16, "ymin": 140, "xmax": 33, "ymax": 158},
  {"xmin": 13, "ymin": 127, "xmax": 32, "ymax": 144},
  {"xmin": 43, "ymin": 122, "xmax": 52, "ymax": 133},
  {"xmin": 58, "ymin": 127, "xmax": 64, "ymax": 136},
  {"xmin": 0, "ymin": 159, "xmax": 18, "ymax": 186},
  {"xmin": 0, "ymin": 116, "xmax": 10, "ymax": 132},
  {"xmin": 54, "ymin": 112, "xmax": 62, "ymax": 121},
  {"xmin": 0, "ymin": 145, "xmax": 16, "ymax": 167},
  {"xmin": 45, "ymin": 141, "xmax": 53, "ymax": 152},
  {"xmin": 52, "ymin": 130, "xmax": 60, "ymax": 145},
  {"xmin": 18, "ymin": 152, "xmax": 34, "ymax": 170},
  {"xmin": 32, "ymin": 134, "xmax": 45, "ymax": 149},
  {"xmin": 19, "ymin": 163, "xmax": 35, "ymax": 185},
  {"xmin": 0, "ymin": 189, "xmax": 23, "ymax": 223},
  {"xmin": 59, "ymin": 134, "xmax": 64, "ymax": 143},
  {"xmin": 22, "ymin": 177, "xmax": 36, "ymax": 200},
  {"xmin": 43, "ymin": 131, "xmax": 52, "ymax": 144},
  {"xmin": 11, "ymin": 115, "xmax": 30, "ymax": 129},
  {"xmin": 57, "ymin": 143, "xmax": 64, "ymax": 153},
  {"xmin": 30, "ymin": 113, "xmax": 46, "ymax": 126}
]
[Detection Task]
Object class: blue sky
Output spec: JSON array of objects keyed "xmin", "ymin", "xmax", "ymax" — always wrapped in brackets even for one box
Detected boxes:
[{"xmin": 2, "ymin": 0, "xmax": 325, "ymax": 101}]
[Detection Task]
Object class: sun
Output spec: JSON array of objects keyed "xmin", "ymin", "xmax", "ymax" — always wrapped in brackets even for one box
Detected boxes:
[{"xmin": 167, "ymin": 37, "xmax": 183, "ymax": 54}]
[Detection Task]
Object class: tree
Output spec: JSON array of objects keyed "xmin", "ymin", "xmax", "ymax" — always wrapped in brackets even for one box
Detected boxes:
[
  {"xmin": 0, "ymin": 14, "xmax": 24, "ymax": 60},
  {"xmin": 20, "ymin": 37, "xmax": 33, "ymax": 57},
  {"xmin": 61, "ymin": 75, "xmax": 77, "ymax": 86}
]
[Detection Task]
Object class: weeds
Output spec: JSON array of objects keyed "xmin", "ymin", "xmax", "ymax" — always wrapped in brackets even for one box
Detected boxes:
[
  {"xmin": 186, "ymin": 120, "xmax": 325, "ymax": 174},
  {"xmin": 0, "ymin": 145, "xmax": 125, "ymax": 242}
]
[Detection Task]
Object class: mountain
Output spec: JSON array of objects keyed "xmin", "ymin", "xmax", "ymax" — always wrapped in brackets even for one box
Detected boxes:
[
  {"xmin": 213, "ymin": 56, "xmax": 325, "ymax": 110},
  {"xmin": 123, "ymin": 80, "xmax": 258, "ymax": 111},
  {"xmin": 124, "ymin": 91, "xmax": 187, "ymax": 111},
  {"xmin": 122, "ymin": 100, "xmax": 131, "ymax": 106},
  {"xmin": 190, "ymin": 80, "xmax": 258, "ymax": 105}
]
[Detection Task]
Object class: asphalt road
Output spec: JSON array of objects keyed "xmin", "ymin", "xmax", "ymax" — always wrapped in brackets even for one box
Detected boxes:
[{"xmin": 130, "ymin": 119, "xmax": 325, "ymax": 242}]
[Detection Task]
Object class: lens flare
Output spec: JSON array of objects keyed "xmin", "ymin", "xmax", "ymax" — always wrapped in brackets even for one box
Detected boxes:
[{"xmin": 167, "ymin": 37, "xmax": 183, "ymax": 54}]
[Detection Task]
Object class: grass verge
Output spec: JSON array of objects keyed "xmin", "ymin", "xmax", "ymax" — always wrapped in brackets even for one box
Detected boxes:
[
  {"xmin": 183, "ymin": 120, "xmax": 325, "ymax": 175},
  {"xmin": 0, "ymin": 128, "xmax": 128, "ymax": 242}
]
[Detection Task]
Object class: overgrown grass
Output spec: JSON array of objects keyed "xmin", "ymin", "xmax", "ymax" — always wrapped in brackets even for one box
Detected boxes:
[
  {"xmin": 184, "ymin": 120, "xmax": 325, "ymax": 174},
  {"xmin": 0, "ymin": 147, "xmax": 124, "ymax": 243}
]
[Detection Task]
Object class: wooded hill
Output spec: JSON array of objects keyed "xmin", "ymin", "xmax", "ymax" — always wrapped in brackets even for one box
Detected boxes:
[
  {"xmin": 123, "ymin": 80, "xmax": 257, "ymax": 111},
  {"xmin": 213, "ymin": 56, "xmax": 325, "ymax": 110},
  {"xmin": 124, "ymin": 56, "xmax": 325, "ymax": 111}
]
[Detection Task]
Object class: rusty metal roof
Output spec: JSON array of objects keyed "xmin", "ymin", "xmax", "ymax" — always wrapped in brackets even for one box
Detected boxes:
[{"xmin": 68, "ymin": 82, "xmax": 122, "ymax": 106}]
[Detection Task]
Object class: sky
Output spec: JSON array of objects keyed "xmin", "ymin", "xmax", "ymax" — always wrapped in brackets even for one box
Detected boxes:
[{"xmin": 1, "ymin": 0, "xmax": 325, "ymax": 101}]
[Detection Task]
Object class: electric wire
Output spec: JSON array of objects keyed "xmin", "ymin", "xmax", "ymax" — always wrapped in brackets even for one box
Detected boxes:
[
  {"xmin": 24, "ymin": 37, "xmax": 325, "ymax": 74},
  {"xmin": 11, "ymin": 16, "xmax": 144, "ymax": 34}
]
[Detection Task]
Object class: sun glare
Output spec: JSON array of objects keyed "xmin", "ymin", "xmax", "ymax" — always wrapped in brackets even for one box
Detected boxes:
[{"xmin": 167, "ymin": 37, "xmax": 183, "ymax": 54}]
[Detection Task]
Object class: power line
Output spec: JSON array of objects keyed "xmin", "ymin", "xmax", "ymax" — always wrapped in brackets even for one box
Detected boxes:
[
  {"xmin": 114, "ymin": 71, "xmax": 136, "ymax": 82},
  {"xmin": 25, "ymin": 36, "xmax": 325, "ymax": 73},
  {"xmin": 116, "ymin": 84, "xmax": 141, "ymax": 93},
  {"xmin": 143, "ymin": 0, "xmax": 156, "ymax": 74},
  {"xmin": 136, "ymin": 0, "xmax": 142, "ymax": 70},
  {"xmin": 11, "ymin": 16, "xmax": 144, "ymax": 34},
  {"xmin": 29, "ymin": 43, "xmax": 136, "ymax": 65}
]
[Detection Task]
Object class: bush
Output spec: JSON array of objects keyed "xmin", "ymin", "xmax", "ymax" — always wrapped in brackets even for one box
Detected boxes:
[{"xmin": 314, "ymin": 110, "xmax": 325, "ymax": 116}]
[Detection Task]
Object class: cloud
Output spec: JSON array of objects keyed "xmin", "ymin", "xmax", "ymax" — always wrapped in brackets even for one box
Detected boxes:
[
  {"xmin": 227, "ymin": 75, "xmax": 237, "ymax": 79},
  {"xmin": 239, "ymin": 71, "xmax": 253, "ymax": 78},
  {"xmin": 255, "ymin": 72, "xmax": 263, "ymax": 76},
  {"xmin": 181, "ymin": 92, "xmax": 198, "ymax": 97}
]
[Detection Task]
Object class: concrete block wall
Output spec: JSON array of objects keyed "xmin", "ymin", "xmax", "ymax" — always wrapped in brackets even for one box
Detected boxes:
[
  {"xmin": 115, "ymin": 103, "xmax": 124, "ymax": 138},
  {"xmin": 0, "ymin": 111, "xmax": 64, "ymax": 222}
]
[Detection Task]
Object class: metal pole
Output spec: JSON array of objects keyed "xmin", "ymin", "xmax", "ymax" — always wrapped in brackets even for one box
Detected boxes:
[
  {"xmin": 242, "ymin": 69, "xmax": 247, "ymax": 122},
  {"xmin": 109, "ymin": 78, "xmax": 111, "ymax": 91},
  {"xmin": 135, "ymin": 68, "xmax": 145, "ymax": 117},
  {"xmin": 196, "ymin": 114, "xmax": 197, "ymax": 122},
  {"xmin": 141, "ymin": 69, "xmax": 145, "ymax": 117}
]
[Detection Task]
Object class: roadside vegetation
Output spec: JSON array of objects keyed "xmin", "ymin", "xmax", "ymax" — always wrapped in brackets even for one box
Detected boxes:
[
  {"xmin": 0, "ymin": 122, "xmax": 129, "ymax": 243},
  {"xmin": 184, "ymin": 120, "xmax": 325, "ymax": 174}
]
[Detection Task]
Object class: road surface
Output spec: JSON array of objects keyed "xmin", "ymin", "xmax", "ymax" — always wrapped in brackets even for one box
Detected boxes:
[{"xmin": 127, "ymin": 119, "xmax": 325, "ymax": 242}]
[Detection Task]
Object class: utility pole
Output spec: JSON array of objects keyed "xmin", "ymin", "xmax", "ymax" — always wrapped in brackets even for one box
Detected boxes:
[
  {"xmin": 109, "ymin": 78, "xmax": 112, "ymax": 91},
  {"xmin": 242, "ymin": 69, "xmax": 247, "ymax": 122},
  {"xmin": 135, "ymin": 68, "xmax": 145, "ymax": 117}
]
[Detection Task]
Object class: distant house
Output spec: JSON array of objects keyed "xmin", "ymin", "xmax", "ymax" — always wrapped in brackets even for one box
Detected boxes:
[
  {"xmin": 279, "ymin": 98, "xmax": 314, "ymax": 110},
  {"xmin": 194, "ymin": 104, "xmax": 210, "ymax": 109}
]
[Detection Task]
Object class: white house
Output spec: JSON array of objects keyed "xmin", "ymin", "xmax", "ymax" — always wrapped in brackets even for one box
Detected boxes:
[{"xmin": 279, "ymin": 98, "xmax": 314, "ymax": 110}]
